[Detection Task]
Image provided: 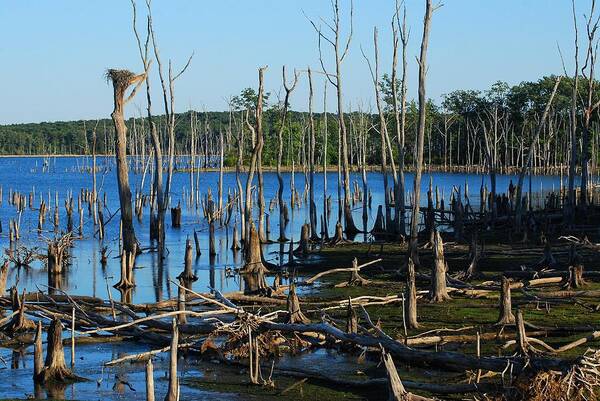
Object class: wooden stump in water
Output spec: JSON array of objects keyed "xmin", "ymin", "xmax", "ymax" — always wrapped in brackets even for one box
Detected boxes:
[
  {"xmin": 194, "ymin": 230, "xmax": 201, "ymax": 257},
  {"xmin": 241, "ymin": 223, "xmax": 269, "ymax": 294},
  {"xmin": 114, "ymin": 249, "xmax": 135, "ymax": 290},
  {"xmin": 209, "ymin": 221, "xmax": 217, "ymax": 256},
  {"xmin": 496, "ymin": 276, "xmax": 515, "ymax": 325},
  {"xmin": 294, "ymin": 223, "xmax": 310, "ymax": 257},
  {"xmin": 33, "ymin": 321, "xmax": 43, "ymax": 382},
  {"xmin": 177, "ymin": 278, "xmax": 187, "ymax": 325},
  {"xmin": 170, "ymin": 203, "xmax": 182, "ymax": 228},
  {"xmin": 429, "ymin": 231, "xmax": 450, "ymax": 303},
  {"xmin": 231, "ymin": 224, "xmax": 241, "ymax": 252},
  {"xmin": 286, "ymin": 283, "xmax": 309, "ymax": 324},
  {"xmin": 146, "ymin": 359, "xmax": 155, "ymax": 401},
  {"xmin": 371, "ymin": 205, "xmax": 386, "ymax": 240},
  {"xmin": 2, "ymin": 287, "xmax": 36, "ymax": 333},
  {"xmin": 164, "ymin": 319, "xmax": 179, "ymax": 401},
  {"xmin": 38, "ymin": 318, "xmax": 81, "ymax": 383},
  {"xmin": 177, "ymin": 239, "xmax": 198, "ymax": 284},
  {"xmin": 0, "ymin": 259, "xmax": 8, "ymax": 296}
]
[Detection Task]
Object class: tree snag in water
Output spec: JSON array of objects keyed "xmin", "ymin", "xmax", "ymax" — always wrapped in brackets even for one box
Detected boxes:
[
  {"xmin": 382, "ymin": 347, "xmax": 433, "ymax": 401},
  {"xmin": 3, "ymin": 287, "xmax": 36, "ymax": 333},
  {"xmin": 429, "ymin": 230, "xmax": 450, "ymax": 302},
  {"xmin": 34, "ymin": 321, "xmax": 43, "ymax": 382},
  {"xmin": 39, "ymin": 318, "xmax": 80, "ymax": 383},
  {"xmin": 241, "ymin": 223, "xmax": 268, "ymax": 294},
  {"xmin": 404, "ymin": 257, "xmax": 419, "ymax": 329},
  {"xmin": 106, "ymin": 68, "xmax": 145, "ymax": 255},
  {"xmin": 515, "ymin": 308, "xmax": 530, "ymax": 356},
  {"xmin": 231, "ymin": 224, "xmax": 241, "ymax": 252},
  {"xmin": 170, "ymin": 202, "xmax": 182, "ymax": 228},
  {"xmin": 177, "ymin": 238, "xmax": 197, "ymax": 285},
  {"xmin": 0, "ymin": 259, "xmax": 8, "ymax": 295},
  {"xmin": 286, "ymin": 283, "xmax": 309, "ymax": 324},
  {"xmin": 114, "ymin": 248, "xmax": 136, "ymax": 290},
  {"xmin": 294, "ymin": 223, "xmax": 310, "ymax": 257},
  {"xmin": 496, "ymin": 276, "xmax": 515, "ymax": 325},
  {"xmin": 164, "ymin": 318, "xmax": 179, "ymax": 401}
]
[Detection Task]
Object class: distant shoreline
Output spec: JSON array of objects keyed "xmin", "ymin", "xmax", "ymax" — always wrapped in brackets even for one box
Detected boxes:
[{"xmin": 0, "ymin": 154, "xmax": 573, "ymax": 176}]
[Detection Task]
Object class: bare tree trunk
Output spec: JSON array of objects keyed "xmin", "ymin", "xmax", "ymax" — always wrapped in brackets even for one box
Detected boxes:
[
  {"xmin": 107, "ymin": 69, "xmax": 145, "ymax": 254},
  {"xmin": 244, "ymin": 67, "xmax": 267, "ymax": 244},
  {"xmin": 164, "ymin": 319, "xmax": 179, "ymax": 401},
  {"xmin": 404, "ymin": 257, "xmax": 419, "ymax": 329},
  {"xmin": 308, "ymin": 68, "xmax": 319, "ymax": 240},
  {"xmin": 277, "ymin": 67, "xmax": 298, "ymax": 242},
  {"xmin": 409, "ymin": 0, "xmax": 435, "ymax": 264},
  {"xmin": 429, "ymin": 230, "xmax": 450, "ymax": 302}
]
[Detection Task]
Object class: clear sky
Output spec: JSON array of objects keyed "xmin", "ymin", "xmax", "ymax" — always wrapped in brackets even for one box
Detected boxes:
[{"xmin": 0, "ymin": 0, "xmax": 586, "ymax": 124}]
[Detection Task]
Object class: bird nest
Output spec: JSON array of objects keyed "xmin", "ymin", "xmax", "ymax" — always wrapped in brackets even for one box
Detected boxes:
[{"xmin": 105, "ymin": 69, "xmax": 136, "ymax": 92}]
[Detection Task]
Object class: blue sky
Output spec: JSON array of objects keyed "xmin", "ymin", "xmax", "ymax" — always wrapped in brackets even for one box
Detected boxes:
[{"xmin": 0, "ymin": 0, "xmax": 586, "ymax": 124}]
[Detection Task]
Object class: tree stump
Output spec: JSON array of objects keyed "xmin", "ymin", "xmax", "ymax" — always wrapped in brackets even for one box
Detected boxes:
[
  {"xmin": 496, "ymin": 276, "xmax": 515, "ymax": 325},
  {"xmin": 177, "ymin": 239, "xmax": 198, "ymax": 285},
  {"xmin": 38, "ymin": 318, "xmax": 81, "ymax": 383},
  {"xmin": 294, "ymin": 223, "xmax": 310, "ymax": 257},
  {"xmin": 240, "ymin": 223, "xmax": 268, "ymax": 294},
  {"xmin": 33, "ymin": 321, "xmax": 43, "ymax": 382},
  {"xmin": 114, "ymin": 249, "xmax": 135, "ymax": 290},
  {"xmin": 194, "ymin": 230, "xmax": 201, "ymax": 257},
  {"xmin": 2, "ymin": 287, "xmax": 36, "ymax": 333},
  {"xmin": 170, "ymin": 203, "xmax": 182, "ymax": 228},
  {"xmin": 209, "ymin": 221, "xmax": 217, "ymax": 256},
  {"xmin": 0, "ymin": 259, "xmax": 8, "ymax": 296},
  {"xmin": 231, "ymin": 224, "xmax": 241, "ymax": 252},
  {"xmin": 371, "ymin": 205, "xmax": 386, "ymax": 240},
  {"xmin": 404, "ymin": 258, "xmax": 419, "ymax": 329},
  {"xmin": 164, "ymin": 319, "xmax": 179, "ymax": 401},
  {"xmin": 286, "ymin": 283, "xmax": 309, "ymax": 324},
  {"xmin": 429, "ymin": 231, "xmax": 450, "ymax": 303},
  {"xmin": 566, "ymin": 264, "xmax": 586, "ymax": 289}
]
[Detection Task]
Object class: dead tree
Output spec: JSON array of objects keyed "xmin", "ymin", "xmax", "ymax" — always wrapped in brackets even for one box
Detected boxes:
[
  {"xmin": 177, "ymin": 238, "xmax": 197, "ymax": 284},
  {"xmin": 286, "ymin": 283, "xmax": 309, "ymax": 324},
  {"xmin": 38, "ymin": 318, "xmax": 80, "ymax": 383},
  {"xmin": 429, "ymin": 230, "xmax": 450, "ymax": 302},
  {"xmin": 514, "ymin": 77, "xmax": 561, "ymax": 231},
  {"xmin": 2, "ymin": 287, "xmax": 36, "ymax": 333},
  {"xmin": 496, "ymin": 276, "xmax": 515, "ymax": 325},
  {"xmin": 391, "ymin": 2, "xmax": 409, "ymax": 237},
  {"xmin": 240, "ymin": 222, "xmax": 268, "ymax": 293},
  {"xmin": 164, "ymin": 318, "xmax": 179, "ymax": 401},
  {"xmin": 409, "ymin": 0, "xmax": 436, "ymax": 263},
  {"xmin": 307, "ymin": 0, "xmax": 359, "ymax": 236},
  {"xmin": 276, "ymin": 66, "xmax": 299, "ymax": 242},
  {"xmin": 34, "ymin": 321, "xmax": 43, "ymax": 382},
  {"xmin": 362, "ymin": 26, "xmax": 398, "ymax": 232},
  {"xmin": 307, "ymin": 68, "xmax": 320, "ymax": 241},
  {"xmin": 106, "ymin": 68, "xmax": 146, "ymax": 254},
  {"xmin": 244, "ymin": 67, "xmax": 267, "ymax": 243},
  {"xmin": 346, "ymin": 298, "xmax": 358, "ymax": 334},
  {"xmin": 0, "ymin": 259, "xmax": 8, "ymax": 295},
  {"xmin": 404, "ymin": 257, "xmax": 419, "ymax": 329}
]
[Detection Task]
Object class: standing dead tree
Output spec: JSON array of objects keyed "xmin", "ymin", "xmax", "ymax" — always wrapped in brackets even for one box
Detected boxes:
[
  {"xmin": 362, "ymin": 26, "xmax": 398, "ymax": 234},
  {"xmin": 391, "ymin": 1, "xmax": 409, "ymax": 238},
  {"xmin": 514, "ymin": 77, "xmax": 561, "ymax": 231},
  {"xmin": 276, "ymin": 66, "xmax": 299, "ymax": 242},
  {"xmin": 106, "ymin": 68, "xmax": 146, "ymax": 255},
  {"xmin": 409, "ymin": 0, "xmax": 438, "ymax": 264},
  {"xmin": 307, "ymin": 0, "xmax": 360, "ymax": 236},
  {"xmin": 244, "ymin": 67, "xmax": 267, "ymax": 244},
  {"xmin": 147, "ymin": 0, "xmax": 193, "ymax": 239}
]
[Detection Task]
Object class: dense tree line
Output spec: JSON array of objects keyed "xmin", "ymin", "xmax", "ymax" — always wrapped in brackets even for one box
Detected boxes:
[{"xmin": 1, "ymin": 75, "xmax": 599, "ymax": 174}]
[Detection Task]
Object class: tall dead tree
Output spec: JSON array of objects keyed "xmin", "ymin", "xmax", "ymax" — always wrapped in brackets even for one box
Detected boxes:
[
  {"xmin": 106, "ymin": 68, "xmax": 146, "ymax": 254},
  {"xmin": 567, "ymin": 0, "xmax": 580, "ymax": 221},
  {"xmin": 515, "ymin": 78, "xmax": 561, "ymax": 230},
  {"xmin": 132, "ymin": 0, "xmax": 165, "ymax": 251},
  {"xmin": 392, "ymin": 1, "xmax": 409, "ymax": 237},
  {"xmin": 244, "ymin": 67, "xmax": 267, "ymax": 243},
  {"xmin": 276, "ymin": 66, "xmax": 299, "ymax": 242},
  {"xmin": 409, "ymin": 0, "xmax": 436, "ymax": 263},
  {"xmin": 308, "ymin": 67, "xmax": 319, "ymax": 240},
  {"xmin": 363, "ymin": 26, "xmax": 398, "ymax": 232},
  {"xmin": 580, "ymin": 0, "xmax": 600, "ymax": 207},
  {"xmin": 308, "ymin": 0, "xmax": 359, "ymax": 236},
  {"xmin": 147, "ymin": 1, "xmax": 193, "ymax": 237}
]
